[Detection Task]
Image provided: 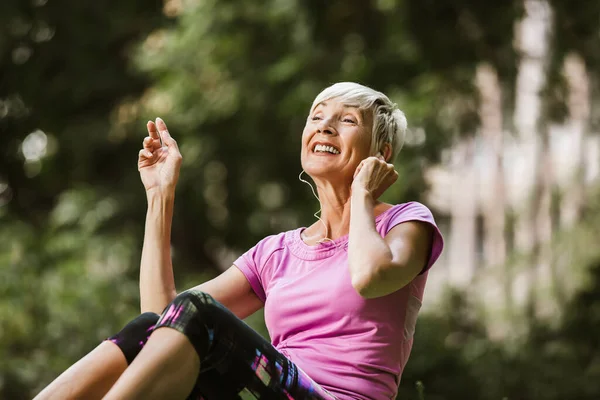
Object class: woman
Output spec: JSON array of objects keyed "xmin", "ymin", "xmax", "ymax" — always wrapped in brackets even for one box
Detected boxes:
[{"xmin": 35, "ymin": 82, "xmax": 443, "ymax": 400}]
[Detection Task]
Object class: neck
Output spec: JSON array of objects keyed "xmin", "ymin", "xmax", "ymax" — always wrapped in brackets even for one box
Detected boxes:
[{"xmin": 304, "ymin": 176, "xmax": 354, "ymax": 242}]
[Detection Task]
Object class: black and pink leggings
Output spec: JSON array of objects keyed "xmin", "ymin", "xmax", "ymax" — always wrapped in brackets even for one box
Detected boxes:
[{"xmin": 108, "ymin": 290, "xmax": 337, "ymax": 400}]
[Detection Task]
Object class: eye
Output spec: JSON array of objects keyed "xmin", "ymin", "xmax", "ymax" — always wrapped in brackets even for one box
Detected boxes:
[
  {"xmin": 311, "ymin": 115, "xmax": 322, "ymax": 121},
  {"xmin": 343, "ymin": 117, "xmax": 357, "ymax": 124}
]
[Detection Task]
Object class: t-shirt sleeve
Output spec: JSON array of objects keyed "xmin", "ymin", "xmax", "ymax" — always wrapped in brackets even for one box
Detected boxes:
[
  {"xmin": 233, "ymin": 234, "xmax": 283, "ymax": 303},
  {"xmin": 381, "ymin": 202, "xmax": 444, "ymax": 274}
]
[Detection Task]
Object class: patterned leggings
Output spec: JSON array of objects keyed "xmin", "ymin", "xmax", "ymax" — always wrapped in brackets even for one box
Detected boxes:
[{"xmin": 109, "ymin": 290, "xmax": 337, "ymax": 400}]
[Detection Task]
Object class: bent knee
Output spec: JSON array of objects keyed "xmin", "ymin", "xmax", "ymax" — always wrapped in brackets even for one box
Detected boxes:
[
  {"xmin": 172, "ymin": 290, "xmax": 221, "ymax": 313},
  {"xmin": 108, "ymin": 312, "xmax": 160, "ymax": 364},
  {"xmin": 156, "ymin": 290, "xmax": 223, "ymax": 359},
  {"xmin": 159, "ymin": 290, "xmax": 223, "ymax": 324},
  {"xmin": 175, "ymin": 290, "xmax": 216, "ymax": 306}
]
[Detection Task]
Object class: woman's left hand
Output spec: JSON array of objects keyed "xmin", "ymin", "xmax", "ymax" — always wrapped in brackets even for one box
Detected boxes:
[{"xmin": 352, "ymin": 155, "xmax": 399, "ymax": 200}]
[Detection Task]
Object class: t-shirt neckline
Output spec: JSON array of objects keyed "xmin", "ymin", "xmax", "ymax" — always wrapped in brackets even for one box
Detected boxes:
[{"xmin": 286, "ymin": 204, "xmax": 400, "ymax": 261}]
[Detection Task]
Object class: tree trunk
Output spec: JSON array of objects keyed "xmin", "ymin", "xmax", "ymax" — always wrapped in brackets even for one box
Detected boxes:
[
  {"xmin": 511, "ymin": 0, "xmax": 553, "ymax": 311},
  {"xmin": 476, "ymin": 63, "xmax": 506, "ymax": 269},
  {"xmin": 475, "ymin": 62, "xmax": 512, "ymax": 325},
  {"xmin": 533, "ymin": 127, "xmax": 554, "ymax": 318},
  {"xmin": 447, "ymin": 136, "xmax": 478, "ymax": 287},
  {"xmin": 560, "ymin": 52, "xmax": 590, "ymax": 228}
]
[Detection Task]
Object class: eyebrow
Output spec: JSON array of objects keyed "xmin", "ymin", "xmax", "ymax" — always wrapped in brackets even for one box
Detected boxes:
[{"xmin": 314, "ymin": 102, "xmax": 360, "ymax": 110}]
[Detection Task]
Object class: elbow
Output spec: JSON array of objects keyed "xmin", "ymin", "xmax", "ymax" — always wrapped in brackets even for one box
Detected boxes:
[
  {"xmin": 351, "ymin": 262, "xmax": 413, "ymax": 299},
  {"xmin": 351, "ymin": 277, "xmax": 366, "ymax": 297},
  {"xmin": 141, "ymin": 289, "xmax": 177, "ymax": 314},
  {"xmin": 349, "ymin": 252, "xmax": 393, "ymax": 298},
  {"xmin": 140, "ymin": 302, "xmax": 162, "ymax": 315},
  {"xmin": 351, "ymin": 271, "xmax": 379, "ymax": 299}
]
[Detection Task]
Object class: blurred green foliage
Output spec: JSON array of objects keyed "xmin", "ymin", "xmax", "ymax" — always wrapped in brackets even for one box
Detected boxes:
[{"xmin": 1, "ymin": 0, "xmax": 600, "ymax": 399}]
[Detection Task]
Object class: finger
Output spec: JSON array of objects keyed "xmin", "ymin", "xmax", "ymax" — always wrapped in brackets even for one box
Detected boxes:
[
  {"xmin": 353, "ymin": 159, "xmax": 373, "ymax": 179},
  {"xmin": 162, "ymin": 130, "xmax": 180, "ymax": 152},
  {"xmin": 156, "ymin": 117, "xmax": 173, "ymax": 144},
  {"xmin": 354, "ymin": 160, "xmax": 366, "ymax": 179},
  {"xmin": 138, "ymin": 149, "xmax": 153, "ymax": 160},
  {"xmin": 143, "ymin": 136, "xmax": 154, "ymax": 151},
  {"xmin": 156, "ymin": 117, "xmax": 181, "ymax": 153},
  {"xmin": 384, "ymin": 171, "xmax": 399, "ymax": 189},
  {"xmin": 145, "ymin": 135, "xmax": 162, "ymax": 151},
  {"xmin": 156, "ymin": 117, "xmax": 169, "ymax": 147},
  {"xmin": 147, "ymin": 121, "xmax": 160, "ymax": 140},
  {"xmin": 368, "ymin": 156, "xmax": 384, "ymax": 168}
]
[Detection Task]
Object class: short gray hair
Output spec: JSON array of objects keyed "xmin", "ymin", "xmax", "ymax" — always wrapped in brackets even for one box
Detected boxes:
[{"xmin": 310, "ymin": 82, "xmax": 407, "ymax": 161}]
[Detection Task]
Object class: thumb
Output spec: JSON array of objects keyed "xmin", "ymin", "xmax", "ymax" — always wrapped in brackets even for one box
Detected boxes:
[{"xmin": 353, "ymin": 160, "xmax": 365, "ymax": 179}]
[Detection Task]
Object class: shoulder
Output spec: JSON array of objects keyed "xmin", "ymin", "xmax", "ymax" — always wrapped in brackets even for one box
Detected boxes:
[
  {"xmin": 234, "ymin": 230, "xmax": 291, "ymax": 285},
  {"xmin": 380, "ymin": 201, "xmax": 444, "ymax": 273},
  {"xmin": 241, "ymin": 228, "xmax": 303, "ymax": 263},
  {"xmin": 378, "ymin": 201, "xmax": 437, "ymax": 230},
  {"xmin": 247, "ymin": 230, "xmax": 288, "ymax": 256}
]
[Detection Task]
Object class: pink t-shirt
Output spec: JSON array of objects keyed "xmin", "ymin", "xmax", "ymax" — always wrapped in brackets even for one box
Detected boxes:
[{"xmin": 234, "ymin": 202, "xmax": 444, "ymax": 400}]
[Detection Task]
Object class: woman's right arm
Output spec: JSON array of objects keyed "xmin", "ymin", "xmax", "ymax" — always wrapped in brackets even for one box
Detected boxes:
[
  {"xmin": 138, "ymin": 119, "xmax": 262, "ymax": 318},
  {"xmin": 139, "ymin": 190, "xmax": 177, "ymax": 314}
]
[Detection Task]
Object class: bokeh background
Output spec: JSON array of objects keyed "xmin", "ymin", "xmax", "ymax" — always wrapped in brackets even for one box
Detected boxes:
[{"xmin": 2, "ymin": 0, "xmax": 600, "ymax": 399}]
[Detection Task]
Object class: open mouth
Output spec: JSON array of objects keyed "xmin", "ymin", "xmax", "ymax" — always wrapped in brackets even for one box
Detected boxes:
[{"xmin": 313, "ymin": 143, "xmax": 341, "ymax": 155}]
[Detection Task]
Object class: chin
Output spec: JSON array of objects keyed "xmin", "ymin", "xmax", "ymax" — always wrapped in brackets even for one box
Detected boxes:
[{"xmin": 302, "ymin": 164, "xmax": 344, "ymax": 181}]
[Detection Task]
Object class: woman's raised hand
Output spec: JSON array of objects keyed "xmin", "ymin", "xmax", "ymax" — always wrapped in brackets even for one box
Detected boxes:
[
  {"xmin": 352, "ymin": 155, "xmax": 398, "ymax": 200},
  {"xmin": 138, "ymin": 118, "xmax": 183, "ymax": 196}
]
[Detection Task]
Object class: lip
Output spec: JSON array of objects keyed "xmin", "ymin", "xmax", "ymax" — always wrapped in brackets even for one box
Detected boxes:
[{"xmin": 311, "ymin": 141, "xmax": 341, "ymax": 154}]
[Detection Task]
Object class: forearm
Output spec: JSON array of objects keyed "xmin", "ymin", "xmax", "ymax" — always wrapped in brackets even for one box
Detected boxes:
[
  {"xmin": 348, "ymin": 190, "xmax": 393, "ymax": 294},
  {"xmin": 140, "ymin": 192, "xmax": 177, "ymax": 313}
]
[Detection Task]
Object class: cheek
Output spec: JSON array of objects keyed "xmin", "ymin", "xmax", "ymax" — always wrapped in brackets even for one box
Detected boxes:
[
  {"xmin": 300, "ymin": 128, "xmax": 311, "ymax": 162},
  {"xmin": 346, "ymin": 131, "xmax": 372, "ymax": 158},
  {"xmin": 301, "ymin": 125, "xmax": 311, "ymax": 146}
]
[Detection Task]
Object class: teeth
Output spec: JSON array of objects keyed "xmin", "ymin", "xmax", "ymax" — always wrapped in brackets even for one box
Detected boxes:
[{"xmin": 314, "ymin": 144, "xmax": 340, "ymax": 154}]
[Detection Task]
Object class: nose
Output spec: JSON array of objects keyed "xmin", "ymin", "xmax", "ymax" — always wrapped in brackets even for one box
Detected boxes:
[{"xmin": 316, "ymin": 118, "xmax": 336, "ymax": 135}]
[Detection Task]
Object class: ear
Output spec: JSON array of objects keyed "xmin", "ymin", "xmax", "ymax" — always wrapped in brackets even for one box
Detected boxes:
[{"xmin": 380, "ymin": 143, "xmax": 393, "ymax": 162}]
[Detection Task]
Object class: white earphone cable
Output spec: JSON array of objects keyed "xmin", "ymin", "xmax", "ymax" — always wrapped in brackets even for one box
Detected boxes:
[{"xmin": 298, "ymin": 170, "xmax": 336, "ymax": 245}]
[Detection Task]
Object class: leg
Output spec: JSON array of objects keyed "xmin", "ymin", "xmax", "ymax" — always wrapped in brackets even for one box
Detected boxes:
[
  {"xmin": 105, "ymin": 290, "xmax": 336, "ymax": 399},
  {"xmin": 34, "ymin": 312, "xmax": 159, "ymax": 400},
  {"xmin": 34, "ymin": 341, "xmax": 127, "ymax": 400},
  {"xmin": 103, "ymin": 328, "xmax": 200, "ymax": 400},
  {"xmin": 179, "ymin": 292, "xmax": 337, "ymax": 400},
  {"xmin": 103, "ymin": 295, "xmax": 209, "ymax": 400}
]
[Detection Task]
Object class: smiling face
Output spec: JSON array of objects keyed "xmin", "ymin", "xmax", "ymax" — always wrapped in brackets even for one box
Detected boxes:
[{"xmin": 301, "ymin": 99, "xmax": 373, "ymax": 182}]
